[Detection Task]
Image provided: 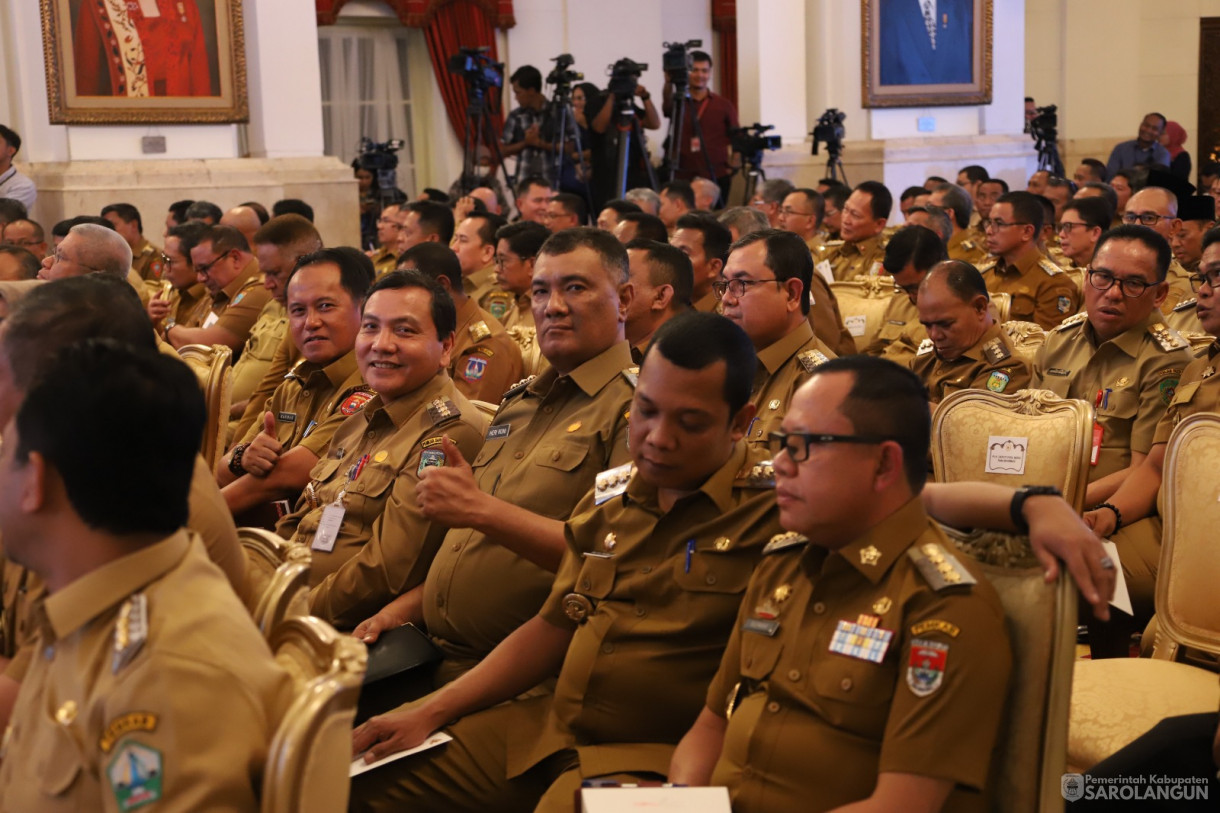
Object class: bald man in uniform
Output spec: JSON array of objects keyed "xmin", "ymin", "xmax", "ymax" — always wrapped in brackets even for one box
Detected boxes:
[
  {"xmin": 1033, "ymin": 226, "xmax": 1191, "ymax": 509},
  {"xmin": 220, "ymin": 204, "xmax": 263, "ymax": 248},
  {"xmin": 668, "ymin": 356, "xmax": 1012, "ymax": 812},
  {"xmin": 0, "ymin": 341, "xmax": 291, "ymax": 812},
  {"xmin": 818, "ymin": 181, "xmax": 891, "ymax": 282},
  {"xmin": 910, "ymin": 261, "xmax": 1032, "ymax": 405},
  {"xmin": 862, "ymin": 226, "xmax": 946, "ymax": 366},
  {"xmin": 718, "ymin": 230, "xmax": 836, "ymax": 448},
  {"xmin": 1122, "ymin": 184, "xmax": 1194, "ymax": 313},
  {"xmin": 277, "ymin": 271, "xmax": 487, "ymax": 630}
]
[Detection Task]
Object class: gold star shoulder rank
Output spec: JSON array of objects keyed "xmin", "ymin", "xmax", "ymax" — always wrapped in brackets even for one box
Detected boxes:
[
  {"xmin": 982, "ymin": 338, "xmax": 1011, "ymax": 364},
  {"xmin": 594, "ymin": 462, "xmax": 635, "ymax": 505},
  {"xmin": 621, "ymin": 366, "xmax": 640, "ymax": 388},
  {"xmin": 916, "ymin": 338, "xmax": 935, "ymax": 356},
  {"xmin": 502, "ymin": 375, "xmax": 536, "ymax": 400},
  {"xmin": 1056, "ymin": 312, "xmax": 1088, "ymax": 332},
  {"xmin": 908, "ymin": 543, "xmax": 977, "ymax": 590},
  {"xmin": 735, "ymin": 459, "xmax": 776, "ymax": 489},
  {"xmin": 113, "ymin": 594, "xmax": 148, "ymax": 673},
  {"xmin": 763, "ymin": 531, "xmax": 809, "ymax": 555},
  {"xmin": 1174, "ymin": 297, "xmax": 1198, "ymax": 313},
  {"xmin": 977, "ymin": 259, "xmax": 998, "ymax": 274},
  {"xmin": 469, "ymin": 320, "xmax": 492, "ymax": 342},
  {"xmin": 426, "ymin": 398, "xmax": 462, "ymax": 425},
  {"xmin": 797, "ymin": 349, "xmax": 830, "ymax": 373},
  {"xmin": 1149, "ymin": 322, "xmax": 1189, "ymax": 352},
  {"xmin": 1037, "ymin": 258, "xmax": 1064, "ymax": 276}
]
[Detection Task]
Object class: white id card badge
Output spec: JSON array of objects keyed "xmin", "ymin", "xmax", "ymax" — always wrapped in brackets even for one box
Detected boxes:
[
  {"xmin": 202, "ymin": 311, "xmax": 220, "ymax": 328},
  {"xmin": 311, "ymin": 502, "xmax": 345, "ymax": 552}
]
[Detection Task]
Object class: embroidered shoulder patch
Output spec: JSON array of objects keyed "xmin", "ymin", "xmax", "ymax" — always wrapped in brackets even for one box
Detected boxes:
[
  {"xmin": 463, "ymin": 355, "xmax": 488, "ymax": 381},
  {"xmin": 339, "ymin": 390, "xmax": 374, "ymax": 416}
]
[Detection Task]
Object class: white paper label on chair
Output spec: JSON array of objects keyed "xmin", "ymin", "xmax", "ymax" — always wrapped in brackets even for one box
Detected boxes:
[
  {"xmin": 815, "ymin": 260, "xmax": 835, "ymax": 286},
  {"xmin": 845, "ymin": 314, "xmax": 867, "ymax": 337},
  {"xmin": 984, "ymin": 436, "xmax": 1027, "ymax": 475},
  {"xmin": 202, "ymin": 311, "xmax": 219, "ymax": 328}
]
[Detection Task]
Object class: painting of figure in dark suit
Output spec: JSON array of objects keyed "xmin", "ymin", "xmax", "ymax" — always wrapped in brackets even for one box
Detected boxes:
[{"xmin": 878, "ymin": 0, "xmax": 973, "ymax": 86}]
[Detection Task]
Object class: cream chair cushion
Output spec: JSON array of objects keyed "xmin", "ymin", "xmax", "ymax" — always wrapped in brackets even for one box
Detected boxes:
[
  {"xmin": 178, "ymin": 343, "xmax": 233, "ymax": 473},
  {"xmin": 829, "ymin": 277, "xmax": 895, "ymax": 350},
  {"xmin": 1000, "ymin": 320, "xmax": 1048, "ymax": 363}
]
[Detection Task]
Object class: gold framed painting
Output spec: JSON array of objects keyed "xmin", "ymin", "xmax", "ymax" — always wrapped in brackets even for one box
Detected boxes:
[
  {"xmin": 862, "ymin": 0, "xmax": 992, "ymax": 108},
  {"xmin": 40, "ymin": 0, "xmax": 248, "ymax": 124}
]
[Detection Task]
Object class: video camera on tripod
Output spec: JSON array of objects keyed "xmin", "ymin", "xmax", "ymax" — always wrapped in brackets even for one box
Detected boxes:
[
  {"xmin": 546, "ymin": 53, "xmax": 583, "ymax": 95},
  {"xmin": 1029, "ymin": 104, "xmax": 1064, "ymax": 175},
  {"xmin": 662, "ymin": 39, "xmax": 702, "ymax": 89},
  {"xmin": 447, "ymin": 47, "xmax": 503, "ymax": 101},
  {"xmin": 811, "ymin": 108, "xmax": 848, "ymax": 184},
  {"xmin": 730, "ymin": 124, "xmax": 781, "ymax": 159},
  {"xmin": 607, "ymin": 57, "xmax": 648, "ymax": 99},
  {"xmin": 356, "ymin": 137, "xmax": 405, "ymax": 205}
]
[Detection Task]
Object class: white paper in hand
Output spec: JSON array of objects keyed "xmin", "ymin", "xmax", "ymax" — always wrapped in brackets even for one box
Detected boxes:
[
  {"xmin": 1100, "ymin": 540, "xmax": 1133, "ymax": 616},
  {"xmin": 349, "ymin": 731, "xmax": 452, "ymax": 777}
]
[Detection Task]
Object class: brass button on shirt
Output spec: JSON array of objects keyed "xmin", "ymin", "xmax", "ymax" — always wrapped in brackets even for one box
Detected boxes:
[
  {"xmin": 909, "ymin": 322, "xmax": 1033, "ymax": 405},
  {"xmin": 748, "ymin": 322, "xmax": 836, "ymax": 446},
  {"xmin": 423, "ymin": 342, "xmax": 636, "ymax": 673},
  {"xmin": 979, "ymin": 251, "xmax": 1080, "ymax": 330},
  {"xmin": 0, "ymin": 532, "xmax": 293, "ymax": 813},
  {"xmin": 277, "ymin": 373, "xmax": 488, "ymax": 630},
  {"xmin": 707, "ymin": 499, "xmax": 1011, "ymax": 813},
  {"xmin": 1034, "ymin": 312, "xmax": 1191, "ymax": 481}
]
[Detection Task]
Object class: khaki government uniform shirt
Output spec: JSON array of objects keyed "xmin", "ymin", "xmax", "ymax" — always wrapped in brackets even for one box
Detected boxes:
[
  {"xmin": 1162, "ymin": 259, "xmax": 1195, "ymax": 315},
  {"xmin": 979, "ymin": 249, "xmax": 1079, "ymax": 330},
  {"xmin": 450, "ymin": 297, "xmax": 525, "ymax": 405},
  {"xmin": 1034, "ymin": 311, "xmax": 1191, "ymax": 481},
  {"xmin": 819, "ymin": 235, "xmax": 885, "ymax": 282},
  {"xmin": 1164, "ymin": 297, "xmax": 1203, "ymax": 335},
  {"xmin": 278, "ymin": 373, "xmax": 487, "ymax": 630},
  {"xmin": 505, "ymin": 441, "xmax": 783, "ymax": 781},
  {"xmin": 231, "ymin": 331, "xmax": 303, "ymax": 443},
  {"xmin": 807, "ymin": 272, "xmax": 858, "ymax": 356},
  {"xmin": 131, "ymin": 237, "xmax": 165, "ymax": 281},
  {"xmin": 369, "ymin": 245, "xmax": 398, "ymax": 278},
  {"xmin": 707, "ymin": 500, "xmax": 1011, "ymax": 813},
  {"xmin": 747, "ymin": 322, "xmax": 836, "ymax": 446},
  {"xmin": 465, "ymin": 265, "xmax": 498, "ymax": 306},
  {"xmin": 227, "ymin": 300, "xmax": 288, "ymax": 441},
  {"xmin": 693, "ymin": 290, "xmax": 718, "ymax": 314},
  {"xmin": 1154, "ymin": 340, "xmax": 1220, "ymax": 444},
  {"xmin": 423, "ymin": 342, "xmax": 636, "ymax": 680},
  {"xmin": 210, "ymin": 258, "xmax": 272, "ymax": 348},
  {"xmin": 946, "ymin": 230, "xmax": 989, "ymax": 267},
  {"xmin": 861, "ymin": 294, "xmax": 927, "ymax": 367},
  {"xmin": 909, "ymin": 322, "xmax": 1033, "ymax": 405},
  {"xmin": 164, "ymin": 282, "xmax": 212, "ymax": 329},
  {"xmin": 0, "ymin": 532, "xmax": 292, "ymax": 812}
]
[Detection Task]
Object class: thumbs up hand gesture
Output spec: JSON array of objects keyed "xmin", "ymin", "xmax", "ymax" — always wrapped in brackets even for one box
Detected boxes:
[
  {"xmin": 416, "ymin": 434, "xmax": 480, "ymax": 526},
  {"xmin": 242, "ymin": 411, "xmax": 285, "ymax": 477}
]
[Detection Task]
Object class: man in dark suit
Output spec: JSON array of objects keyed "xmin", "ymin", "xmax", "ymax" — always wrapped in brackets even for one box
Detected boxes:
[{"xmin": 879, "ymin": 0, "xmax": 973, "ymax": 86}]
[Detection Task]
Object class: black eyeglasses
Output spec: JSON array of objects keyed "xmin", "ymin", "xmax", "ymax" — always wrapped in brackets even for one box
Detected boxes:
[
  {"xmin": 1087, "ymin": 269, "xmax": 1155, "ymax": 298},
  {"xmin": 1056, "ymin": 221, "xmax": 1092, "ymax": 235},
  {"xmin": 768, "ymin": 431, "xmax": 895, "ymax": 462},
  {"xmin": 194, "ymin": 250, "xmax": 232, "ymax": 277},
  {"xmin": 712, "ymin": 278, "xmax": 780, "ymax": 299},
  {"xmin": 1189, "ymin": 270, "xmax": 1220, "ymax": 292},
  {"xmin": 1122, "ymin": 212, "xmax": 1175, "ymax": 227}
]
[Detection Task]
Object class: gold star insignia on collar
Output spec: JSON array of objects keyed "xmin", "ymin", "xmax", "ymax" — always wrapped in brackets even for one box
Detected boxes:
[
  {"xmin": 860, "ymin": 545, "xmax": 882, "ymax": 566},
  {"xmin": 773, "ymin": 584, "xmax": 792, "ymax": 603}
]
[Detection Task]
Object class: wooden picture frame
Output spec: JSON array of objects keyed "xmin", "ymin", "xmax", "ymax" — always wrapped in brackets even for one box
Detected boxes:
[
  {"xmin": 862, "ymin": 0, "xmax": 992, "ymax": 108},
  {"xmin": 40, "ymin": 0, "xmax": 248, "ymax": 124}
]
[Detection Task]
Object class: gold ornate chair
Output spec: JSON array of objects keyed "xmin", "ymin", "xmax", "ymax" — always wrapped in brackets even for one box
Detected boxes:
[
  {"xmin": 1067, "ymin": 413, "xmax": 1220, "ymax": 771},
  {"xmin": 931, "ymin": 388, "xmax": 1094, "ymax": 512},
  {"xmin": 263, "ymin": 616, "xmax": 367, "ymax": 813},
  {"xmin": 507, "ymin": 326, "xmax": 545, "ymax": 377},
  {"xmin": 178, "ymin": 343, "xmax": 233, "ymax": 472},
  {"xmin": 239, "ymin": 527, "xmax": 311, "ymax": 633},
  {"xmin": 1000, "ymin": 321, "xmax": 1048, "ymax": 363},
  {"xmin": 829, "ymin": 276, "xmax": 895, "ymax": 351}
]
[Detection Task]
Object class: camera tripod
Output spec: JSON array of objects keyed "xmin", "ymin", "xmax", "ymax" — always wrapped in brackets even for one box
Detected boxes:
[
  {"xmin": 823, "ymin": 146, "xmax": 848, "ymax": 187},
  {"xmin": 663, "ymin": 82, "xmax": 717, "ymax": 184},
  {"xmin": 457, "ymin": 80, "xmax": 514, "ymax": 197},
  {"xmin": 613, "ymin": 95, "xmax": 659, "ymax": 199},
  {"xmin": 1035, "ymin": 135, "xmax": 1064, "ymax": 176},
  {"xmin": 546, "ymin": 84, "xmax": 596, "ymax": 217}
]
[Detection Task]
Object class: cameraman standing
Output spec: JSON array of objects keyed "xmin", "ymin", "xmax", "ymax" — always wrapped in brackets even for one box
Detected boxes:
[
  {"xmin": 502, "ymin": 66, "xmax": 554, "ymax": 185},
  {"xmin": 588, "ymin": 68, "xmax": 662, "ymax": 209},
  {"xmin": 662, "ymin": 50, "xmax": 740, "ymax": 204}
]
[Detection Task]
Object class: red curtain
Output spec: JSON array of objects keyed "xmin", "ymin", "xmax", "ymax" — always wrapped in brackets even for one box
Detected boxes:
[
  {"xmin": 423, "ymin": 1, "xmax": 505, "ymax": 146},
  {"xmin": 711, "ymin": 0, "xmax": 737, "ymax": 111}
]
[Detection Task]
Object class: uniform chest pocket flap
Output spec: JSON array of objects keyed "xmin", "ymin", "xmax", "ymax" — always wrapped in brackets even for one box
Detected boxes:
[
  {"xmin": 472, "ymin": 436, "xmax": 508, "ymax": 469},
  {"xmin": 345, "ymin": 463, "xmax": 397, "ymax": 499},
  {"xmin": 674, "ymin": 549, "xmax": 754, "ymax": 595},
  {"xmin": 38, "ymin": 721, "xmax": 85, "ymax": 796},
  {"xmin": 574, "ymin": 553, "xmax": 617, "ymax": 599},
  {"xmin": 534, "ymin": 440, "xmax": 591, "ymax": 473},
  {"xmin": 1099, "ymin": 386, "xmax": 1140, "ymax": 421},
  {"xmin": 310, "ymin": 456, "xmax": 343, "ymax": 484}
]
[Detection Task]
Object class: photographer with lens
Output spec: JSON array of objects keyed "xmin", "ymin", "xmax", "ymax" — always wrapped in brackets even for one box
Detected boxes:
[
  {"xmin": 588, "ymin": 58, "xmax": 661, "ymax": 208},
  {"xmin": 661, "ymin": 46, "xmax": 740, "ymax": 204}
]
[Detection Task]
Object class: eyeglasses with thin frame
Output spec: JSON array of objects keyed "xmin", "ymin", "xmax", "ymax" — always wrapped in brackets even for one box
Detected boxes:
[
  {"xmin": 1189, "ymin": 270, "xmax": 1220, "ymax": 293},
  {"xmin": 1121, "ymin": 212, "xmax": 1175, "ymax": 227},
  {"xmin": 1087, "ymin": 269, "xmax": 1155, "ymax": 298},
  {"xmin": 712, "ymin": 277, "xmax": 781, "ymax": 299},
  {"xmin": 893, "ymin": 281, "xmax": 921, "ymax": 297},
  {"xmin": 1057, "ymin": 221, "xmax": 1093, "ymax": 235},
  {"xmin": 194, "ymin": 250, "xmax": 232, "ymax": 277},
  {"xmin": 780, "ymin": 207, "xmax": 815, "ymax": 218},
  {"xmin": 768, "ymin": 430, "xmax": 896, "ymax": 463},
  {"xmin": 985, "ymin": 219, "xmax": 1030, "ymax": 232}
]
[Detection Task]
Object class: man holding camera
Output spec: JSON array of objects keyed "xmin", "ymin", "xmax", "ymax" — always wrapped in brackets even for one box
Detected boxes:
[{"xmin": 662, "ymin": 49, "xmax": 740, "ymax": 205}]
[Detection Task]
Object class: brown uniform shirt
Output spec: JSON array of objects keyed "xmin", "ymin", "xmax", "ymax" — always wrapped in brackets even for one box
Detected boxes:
[
  {"xmin": 819, "ymin": 235, "xmax": 885, "ymax": 282},
  {"xmin": 748, "ymin": 322, "xmax": 836, "ymax": 446},
  {"xmin": 239, "ymin": 350, "xmax": 372, "ymax": 461},
  {"xmin": 369, "ymin": 245, "xmax": 398, "ymax": 278},
  {"xmin": 506, "ymin": 441, "xmax": 783, "ymax": 781},
  {"xmin": 862, "ymin": 294, "xmax": 927, "ymax": 367},
  {"xmin": 423, "ymin": 342, "xmax": 636, "ymax": 677},
  {"xmin": 1162, "ymin": 259, "xmax": 1195, "ymax": 315},
  {"xmin": 693, "ymin": 290, "xmax": 718, "ymax": 314},
  {"xmin": 1154, "ymin": 341, "xmax": 1220, "ymax": 444},
  {"xmin": 131, "ymin": 236, "xmax": 165, "ymax": 281},
  {"xmin": 1034, "ymin": 311, "xmax": 1191, "ymax": 480},
  {"xmin": 278, "ymin": 373, "xmax": 487, "ymax": 630},
  {"xmin": 946, "ymin": 229, "xmax": 989, "ymax": 267},
  {"xmin": 979, "ymin": 249, "xmax": 1080, "ymax": 330},
  {"xmin": 1165, "ymin": 297, "xmax": 1202, "ymax": 335},
  {"xmin": 465, "ymin": 264, "xmax": 498, "ymax": 306},
  {"xmin": 210, "ymin": 258, "xmax": 272, "ymax": 348},
  {"xmin": 909, "ymin": 322, "xmax": 1033, "ymax": 405},
  {"xmin": 165, "ymin": 282, "xmax": 212, "ymax": 329},
  {"xmin": 231, "ymin": 331, "xmax": 303, "ymax": 443},
  {"xmin": 0, "ymin": 532, "xmax": 292, "ymax": 812},
  {"xmin": 707, "ymin": 499, "xmax": 1011, "ymax": 812},
  {"xmin": 807, "ymin": 272, "xmax": 858, "ymax": 356},
  {"xmin": 227, "ymin": 300, "xmax": 288, "ymax": 440},
  {"xmin": 451, "ymin": 297, "xmax": 525, "ymax": 404}
]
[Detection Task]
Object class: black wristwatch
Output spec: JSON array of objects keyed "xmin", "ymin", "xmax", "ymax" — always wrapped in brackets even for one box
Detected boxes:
[
  {"xmin": 229, "ymin": 443, "xmax": 249, "ymax": 476},
  {"xmin": 1010, "ymin": 485, "xmax": 1063, "ymax": 535}
]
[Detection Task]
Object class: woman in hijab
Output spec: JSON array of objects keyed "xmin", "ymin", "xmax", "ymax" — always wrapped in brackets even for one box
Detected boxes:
[{"xmin": 1161, "ymin": 120, "xmax": 1191, "ymax": 181}]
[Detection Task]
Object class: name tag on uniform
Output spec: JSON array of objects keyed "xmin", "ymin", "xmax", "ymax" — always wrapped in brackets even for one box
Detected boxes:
[
  {"xmin": 278, "ymin": 412, "xmax": 297, "ymax": 423},
  {"xmin": 311, "ymin": 503, "xmax": 345, "ymax": 552},
  {"xmin": 487, "ymin": 424, "xmax": 511, "ymax": 440},
  {"xmin": 1047, "ymin": 367, "xmax": 1071, "ymax": 377},
  {"xmin": 202, "ymin": 311, "xmax": 219, "ymax": 328},
  {"xmin": 828, "ymin": 619, "xmax": 894, "ymax": 663},
  {"xmin": 815, "ymin": 260, "xmax": 835, "ymax": 286},
  {"xmin": 743, "ymin": 617, "xmax": 780, "ymax": 637}
]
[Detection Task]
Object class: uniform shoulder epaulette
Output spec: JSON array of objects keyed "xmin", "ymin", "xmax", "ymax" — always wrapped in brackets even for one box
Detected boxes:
[
  {"xmin": 468, "ymin": 320, "xmax": 492, "ymax": 342},
  {"xmin": 908, "ymin": 542, "xmax": 977, "ymax": 590},
  {"xmin": 982, "ymin": 337, "xmax": 1012, "ymax": 364},
  {"xmin": 1174, "ymin": 297, "xmax": 1198, "ymax": 313},
  {"xmin": 763, "ymin": 531, "xmax": 809, "ymax": 555},
  {"xmin": 797, "ymin": 349, "xmax": 831, "ymax": 373},
  {"xmin": 1037, "ymin": 257, "xmax": 1064, "ymax": 276},
  {"xmin": 735, "ymin": 459, "xmax": 775, "ymax": 489},
  {"xmin": 961, "ymin": 239, "xmax": 977, "ymax": 251},
  {"xmin": 620, "ymin": 366, "xmax": 640, "ymax": 388},
  {"xmin": 284, "ymin": 358, "xmax": 309, "ymax": 380},
  {"xmin": 1056, "ymin": 312, "xmax": 1088, "ymax": 332},
  {"xmin": 593, "ymin": 462, "xmax": 635, "ymax": 505},
  {"xmin": 916, "ymin": 338, "xmax": 935, "ymax": 356},
  {"xmin": 821, "ymin": 239, "xmax": 844, "ymax": 251},
  {"xmin": 977, "ymin": 258, "xmax": 998, "ymax": 273},
  {"xmin": 426, "ymin": 397, "xmax": 462, "ymax": 424},
  {"xmin": 112, "ymin": 594, "xmax": 148, "ymax": 673},
  {"xmin": 502, "ymin": 375, "xmax": 536, "ymax": 399},
  {"xmin": 1149, "ymin": 322, "xmax": 1189, "ymax": 352}
]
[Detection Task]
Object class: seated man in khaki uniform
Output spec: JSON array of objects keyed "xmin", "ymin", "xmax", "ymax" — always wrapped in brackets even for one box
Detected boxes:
[
  {"xmin": 1056, "ymin": 197, "xmax": 1111, "ymax": 272},
  {"xmin": 399, "ymin": 243, "xmax": 524, "ymax": 405},
  {"xmin": 979, "ymin": 191, "xmax": 1080, "ymax": 330},
  {"xmin": 776, "ymin": 187, "xmax": 827, "ymax": 255},
  {"xmin": 1123, "ymin": 177, "xmax": 1194, "ymax": 313},
  {"xmin": 1170, "ymin": 195, "xmax": 1216, "ymax": 275},
  {"xmin": 163, "ymin": 225, "xmax": 269, "ymax": 353},
  {"xmin": 718, "ymin": 229, "xmax": 836, "ymax": 446},
  {"xmin": 368, "ymin": 203, "xmax": 405, "ymax": 278},
  {"xmin": 929, "ymin": 182, "xmax": 989, "ymax": 267},
  {"xmin": 485, "ymin": 220, "xmax": 549, "ymax": 330},
  {"xmin": 671, "ymin": 212, "xmax": 732, "ymax": 315},
  {"xmin": 624, "ymin": 239, "xmax": 693, "ymax": 359},
  {"xmin": 911, "ymin": 261, "xmax": 1032, "ymax": 405},
  {"xmin": 146, "ymin": 222, "xmax": 212, "ymax": 333},
  {"xmin": 1033, "ymin": 226, "xmax": 1192, "ymax": 510},
  {"xmin": 452, "ymin": 211, "xmax": 506, "ymax": 308},
  {"xmin": 218, "ymin": 248, "xmax": 375, "ymax": 522},
  {"xmin": 819, "ymin": 181, "xmax": 890, "ymax": 282},
  {"xmin": 862, "ymin": 226, "xmax": 946, "ymax": 366},
  {"xmin": 276, "ymin": 271, "xmax": 487, "ymax": 630},
  {"xmin": 101, "ymin": 202, "xmax": 164, "ymax": 281},
  {"xmin": 669, "ymin": 356, "xmax": 1012, "ymax": 811},
  {"xmin": 0, "ymin": 341, "xmax": 291, "ymax": 812}
]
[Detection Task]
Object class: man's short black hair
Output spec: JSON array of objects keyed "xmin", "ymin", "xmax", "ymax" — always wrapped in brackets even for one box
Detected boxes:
[
  {"xmin": 495, "ymin": 220, "xmax": 550, "ymax": 258},
  {"xmin": 541, "ymin": 226, "xmax": 630, "ymax": 285},
  {"xmin": 931, "ymin": 183, "xmax": 973, "ymax": 229},
  {"xmin": 958, "ymin": 165, "xmax": 989, "ymax": 183},
  {"xmin": 1147, "ymin": 112, "xmax": 1167, "ymax": 130},
  {"xmin": 100, "ymin": 203, "xmax": 143, "ymax": 233},
  {"xmin": 465, "ymin": 211, "xmax": 508, "ymax": 246},
  {"xmin": 823, "ymin": 183, "xmax": 851, "ymax": 211},
  {"xmin": 855, "ymin": 181, "xmax": 893, "ymax": 220},
  {"xmin": 406, "ymin": 200, "xmax": 456, "ymax": 244},
  {"xmin": 1046, "ymin": 176, "xmax": 1077, "ymax": 196},
  {"xmin": 515, "ymin": 174, "xmax": 552, "ymax": 197},
  {"xmin": 810, "ymin": 356, "xmax": 931, "ymax": 492},
  {"xmin": 252, "ymin": 214, "xmax": 323, "ymax": 259},
  {"xmin": 1062, "ymin": 197, "xmax": 1113, "ymax": 231},
  {"xmin": 168, "ymin": 200, "xmax": 195, "ymax": 227},
  {"xmin": 789, "ymin": 188, "xmax": 826, "ymax": 228},
  {"xmin": 510, "ymin": 65, "xmax": 542, "ymax": 92},
  {"xmin": 625, "ymin": 238, "xmax": 694, "ymax": 308},
  {"xmin": 1095, "ymin": 224, "xmax": 1171, "ymax": 282},
  {"xmin": 1034, "ymin": 195, "xmax": 1055, "ymax": 233},
  {"xmin": 0, "ymin": 125, "xmax": 21, "ymax": 153},
  {"xmin": 643, "ymin": 311, "xmax": 755, "ymax": 416},
  {"xmin": 1080, "ymin": 182, "xmax": 1119, "ymax": 216},
  {"xmin": 1113, "ymin": 167, "xmax": 1146, "ymax": 193},
  {"xmin": 980, "ymin": 177, "xmax": 1009, "ymax": 195},
  {"xmin": 0, "ymin": 246, "xmax": 40, "ymax": 279},
  {"xmin": 365, "ymin": 269, "xmax": 457, "ymax": 340},
  {"xmin": 661, "ymin": 181, "xmax": 695, "ymax": 210},
  {"xmin": 925, "ymin": 176, "xmax": 948, "ymax": 186},
  {"xmin": 185, "ymin": 200, "xmax": 223, "ymax": 224},
  {"xmin": 550, "ymin": 193, "xmax": 587, "ymax": 225},
  {"xmin": 1200, "ymin": 225, "xmax": 1220, "ymax": 255},
  {"xmin": 996, "ymin": 191, "xmax": 1044, "ymax": 234},
  {"xmin": 675, "ymin": 212, "xmax": 733, "ymax": 264},
  {"xmin": 1079, "ymin": 159, "xmax": 1108, "ymax": 183},
  {"xmin": 690, "ymin": 50, "xmax": 713, "ymax": 66},
  {"xmin": 924, "ymin": 259, "xmax": 989, "ymax": 303},
  {"xmin": 882, "ymin": 225, "xmax": 948, "ymax": 274},
  {"xmin": 198, "ymin": 224, "xmax": 251, "ymax": 256},
  {"xmin": 399, "ymin": 241, "xmax": 463, "ymax": 291},
  {"xmin": 290, "ymin": 246, "xmax": 375, "ymax": 302},
  {"xmin": 166, "ymin": 221, "xmax": 210, "ymax": 263},
  {"xmin": 0, "ymin": 199, "xmax": 28, "ymax": 225},
  {"xmin": 16, "ymin": 340, "xmax": 202, "ymax": 535},
  {"xmin": 273, "ymin": 198, "xmax": 315, "ymax": 222},
  {"xmin": 729, "ymin": 229, "xmax": 814, "ymax": 315},
  {"xmin": 52, "ymin": 215, "xmax": 114, "ymax": 240},
  {"xmin": 600, "ymin": 199, "xmax": 643, "ymax": 222},
  {"xmin": 900, "ymin": 186, "xmax": 927, "ymax": 203},
  {"xmin": 620, "ymin": 212, "xmax": 669, "ymax": 244},
  {"xmin": 421, "ymin": 188, "xmax": 450, "ymax": 204}
]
